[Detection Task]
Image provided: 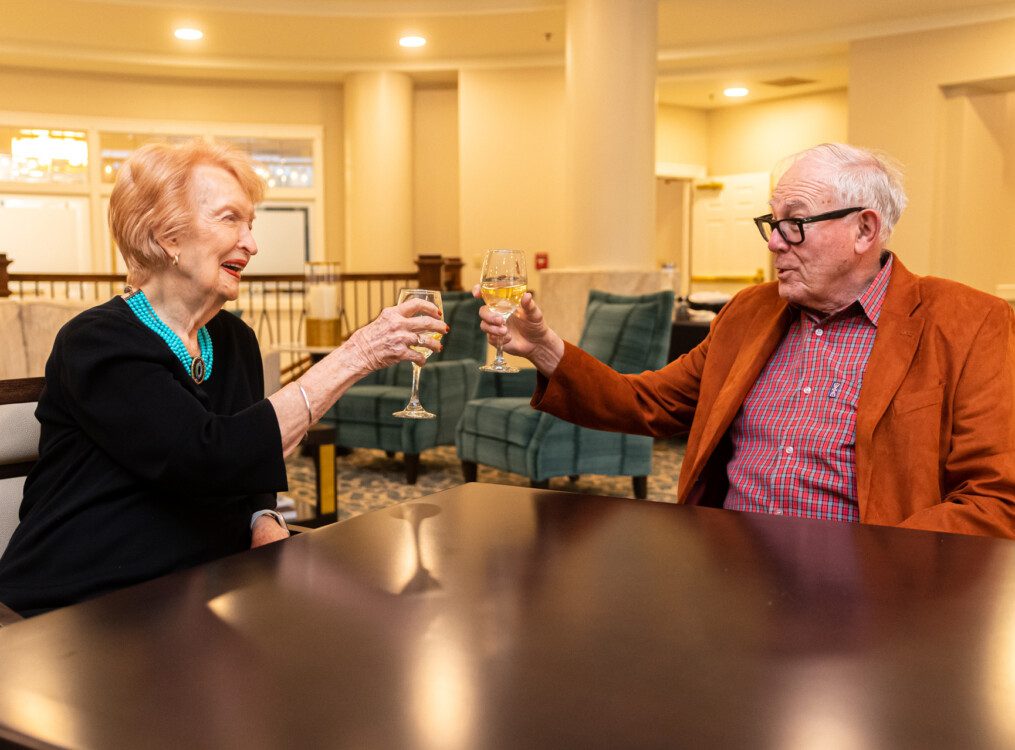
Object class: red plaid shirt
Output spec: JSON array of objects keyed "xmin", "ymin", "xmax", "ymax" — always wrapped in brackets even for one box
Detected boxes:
[{"xmin": 724, "ymin": 255, "xmax": 894, "ymax": 522}]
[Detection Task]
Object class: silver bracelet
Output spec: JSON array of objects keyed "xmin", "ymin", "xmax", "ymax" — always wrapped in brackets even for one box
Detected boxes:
[
  {"xmin": 296, "ymin": 381, "xmax": 313, "ymax": 433},
  {"xmin": 250, "ymin": 508, "xmax": 287, "ymax": 530}
]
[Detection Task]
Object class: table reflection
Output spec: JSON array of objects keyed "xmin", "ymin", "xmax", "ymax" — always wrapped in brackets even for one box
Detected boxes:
[{"xmin": 390, "ymin": 503, "xmax": 443, "ymax": 595}]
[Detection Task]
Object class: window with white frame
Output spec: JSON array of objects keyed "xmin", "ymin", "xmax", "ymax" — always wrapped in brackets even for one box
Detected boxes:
[{"xmin": 0, "ymin": 115, "xmax": 323, "ymax": 274}]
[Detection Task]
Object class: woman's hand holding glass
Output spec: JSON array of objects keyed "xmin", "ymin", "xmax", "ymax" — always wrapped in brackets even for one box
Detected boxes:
[
  {"xmin": 392, "ymin": 288, "xmax": 444, "ymax": 419},
  {"xmin": 344, "ymin": 293, "xmax": 445, "ymax": 382}
]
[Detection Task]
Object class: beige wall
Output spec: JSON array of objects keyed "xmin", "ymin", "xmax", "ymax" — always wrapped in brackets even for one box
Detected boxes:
[
  {"xmin": 707, "ymin": 89, "xmax": 849, "ymax": 176},
  {"xmin": 938, "ymin": 91, "xmax": 1015, "ymax": 291},
  {"xmin": 457, "ymin": 67, "xmax": 566, "ymax": 291},
  {"xmin": 413, "ymin": 86, "xmax": 460, "ymax": 259},
  {"xmin": 850, "ymin": 18, "xmax": 1015, "ymax": 288},
  {"xmin": 0, "ymin": 66, "xmax": 345, "ymax": 261},
  {"xmin": 653, "ymin": 91, "xmax": 848, "ymax": 177},
  {"xmin": 656, "ymin": 104, "xmax": 708, "ymax": 167}
]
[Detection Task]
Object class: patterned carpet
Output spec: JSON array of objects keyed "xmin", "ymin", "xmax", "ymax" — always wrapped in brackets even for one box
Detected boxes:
[{"xmin": 282, "ymin": 437, "xmax": 687, "ymax": 522}]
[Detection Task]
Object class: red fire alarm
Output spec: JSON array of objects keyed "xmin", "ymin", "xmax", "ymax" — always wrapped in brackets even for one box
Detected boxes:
[{"xmin": 534, "ymin": 252, "xmax": 549, "ymax": 270}]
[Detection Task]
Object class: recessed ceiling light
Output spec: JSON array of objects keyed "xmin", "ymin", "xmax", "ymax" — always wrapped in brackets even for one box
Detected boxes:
[
  {"xmin": 723, "ymin": 87, "xmax": 749, "ymax": 98},
  {"xmin": 174, "ymin": 28, "xmax": 204, "ymax": 41},
  {"xmin": 399, "ymin": 35, "xmax": 426, "ymax": 48}
]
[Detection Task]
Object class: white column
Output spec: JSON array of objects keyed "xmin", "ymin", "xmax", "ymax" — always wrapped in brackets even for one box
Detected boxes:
[
  {"xmin": 565, "ymin": 0, "xmax": 657, "ymax": 269},
  {"xmin": 344, "ymin": 71, "xmax": 413, "ymax": 272}
]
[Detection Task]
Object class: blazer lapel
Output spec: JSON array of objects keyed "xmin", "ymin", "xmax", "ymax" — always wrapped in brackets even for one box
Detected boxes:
[
  {"xmin": 854, "ymin": 260, "xmax": 923, "ymax": 515},
  {"xmin": 685, "ymin": 296, "xmax": 792, "ymax": 483}
]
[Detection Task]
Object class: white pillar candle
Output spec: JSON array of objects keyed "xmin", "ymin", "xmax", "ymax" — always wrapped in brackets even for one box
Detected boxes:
[{"xmin": 307, "ymin": 284, "xmax": 339, "ymax": 319}]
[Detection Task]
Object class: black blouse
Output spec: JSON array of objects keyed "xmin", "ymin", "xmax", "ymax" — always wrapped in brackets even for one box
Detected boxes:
[{"xmin": 0, "ymin": 297, "xmax": 288, "ymax": 616}]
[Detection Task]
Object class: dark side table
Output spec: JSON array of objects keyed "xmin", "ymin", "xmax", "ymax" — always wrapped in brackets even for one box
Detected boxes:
[{"xmin": 669, "ymin": 319, "xmax": 711, "ymax": 361}]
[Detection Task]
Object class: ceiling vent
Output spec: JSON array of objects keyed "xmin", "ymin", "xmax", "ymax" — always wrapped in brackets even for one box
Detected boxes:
[{"xmin": 761, "ymin": 76, "xmax": 816, "ymax": 88}]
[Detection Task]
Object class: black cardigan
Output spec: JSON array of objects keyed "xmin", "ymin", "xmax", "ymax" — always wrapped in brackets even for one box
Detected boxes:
[{"xmin": 0, "ymin": 297, "xmax": 288, "ymax": 616}]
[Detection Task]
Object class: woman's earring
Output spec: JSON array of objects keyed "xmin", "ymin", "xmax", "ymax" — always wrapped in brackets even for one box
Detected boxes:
[{"xmin": 172, "ymin": 254, "xmax": 180, "ymax": 267}]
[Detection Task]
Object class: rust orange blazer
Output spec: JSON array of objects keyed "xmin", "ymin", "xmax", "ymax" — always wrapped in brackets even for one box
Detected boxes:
[{"xmin": 534, "ymin": 258, "xmax": 1015, "ymax": 540}]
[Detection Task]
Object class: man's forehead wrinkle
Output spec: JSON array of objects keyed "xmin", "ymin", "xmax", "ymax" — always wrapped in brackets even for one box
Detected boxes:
[{"xmin": 771, "ymin": 176, "xmax": 835, "ymax": 213}]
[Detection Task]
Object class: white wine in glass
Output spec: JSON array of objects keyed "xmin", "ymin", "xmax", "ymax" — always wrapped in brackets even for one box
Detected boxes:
[
  {"xmin": 479, "ymin": 248, "xmax": 527, "ymax": 374},
  {"xmin": 393, "ymin": 288, "xmax": 443, "ymax": 419}
]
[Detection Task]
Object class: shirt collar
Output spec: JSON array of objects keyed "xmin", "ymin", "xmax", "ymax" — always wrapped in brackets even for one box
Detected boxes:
[
  {"xmin": 794, "ymin": 251, "xmax": 893, "ymax": 327},
  {"xmin": 855, "ymin": 251, "xmax": 893, "ymax": 326}
]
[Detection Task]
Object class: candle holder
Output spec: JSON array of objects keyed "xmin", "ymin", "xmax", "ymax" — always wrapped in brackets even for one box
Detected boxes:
[{"xmin": 304, "ymin": 261, "xmax": 342, "ymax": 346}]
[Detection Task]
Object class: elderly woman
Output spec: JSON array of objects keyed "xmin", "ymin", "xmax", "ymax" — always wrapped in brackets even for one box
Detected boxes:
[{"xmin": 0, "ymin": 139, "xmax": 446, "ymax": 617}]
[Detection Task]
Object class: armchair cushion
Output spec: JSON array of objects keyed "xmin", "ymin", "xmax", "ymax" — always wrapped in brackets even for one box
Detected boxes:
[
  {"xmin": 0, "ymin": 478, "xmax": 27, "ymax": 557},
  {"xmin": 0, "ymin": 302, "xmax": 28, "ymax": 380},
  {"xmin": 458, "ymin": 396, "xmax": 540, "ymax": 448},
  {"xmin": 20, "ymin": 299, "xmax": 94, "ymax": 377},
  {"xmin": 0, "ymin": 299, "xmax": 92, "ymax": 379},
  {"xmin": 578, "ymin": 289, "xmax": 674, "ymax": 372},
  {"xmin": 474, "ymin": 369, "xmax": 538, "ymax": 399},
  {"xmin": 1, "ymin": 380, "xmax": 44, "ymax": 556},
  {"xmin": 435, "ymin": 290, "xmax": 488, "ymax": 363}
]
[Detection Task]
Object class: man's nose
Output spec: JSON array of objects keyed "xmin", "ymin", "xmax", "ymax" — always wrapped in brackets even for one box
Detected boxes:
[{"xmin": 767, "ymin": 228, "xmax": 788, "ymax": 253}]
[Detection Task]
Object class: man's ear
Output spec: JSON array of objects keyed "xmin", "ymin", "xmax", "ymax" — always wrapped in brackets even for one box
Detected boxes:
[{"xmin": 854, "ymin": 209, "xmax": 882, "ymax": 255}]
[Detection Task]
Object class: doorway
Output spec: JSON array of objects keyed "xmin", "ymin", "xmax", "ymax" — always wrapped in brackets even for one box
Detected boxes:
[{"xmin": 690, "ymin": 172, "xmax": 771, "ymax": 296}]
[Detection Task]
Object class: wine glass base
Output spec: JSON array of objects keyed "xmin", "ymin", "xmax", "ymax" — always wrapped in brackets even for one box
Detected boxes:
[
  {"xmin": 393, "ymin": 406, "xmax": 436, "ymax": 419},
  {"xmin": 479, "ymin": 363, "xmax": 520, "ymax": 374}
]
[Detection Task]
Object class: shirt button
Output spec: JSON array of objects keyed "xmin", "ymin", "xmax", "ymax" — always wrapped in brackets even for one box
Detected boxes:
[
  {"xmin": 803, "ymin": 386, "xmax": 812, "ymax": 394},
  {"xmin": 815, "ymin": 328, "xmax": 824, "ymax": 337},
  {"xmin": 773, "ymin": 508, "xmax": 783, "ymax": 515},
  {"xmin": 784, "ymin": 446, "xmax": 794, "ymax": 454}
]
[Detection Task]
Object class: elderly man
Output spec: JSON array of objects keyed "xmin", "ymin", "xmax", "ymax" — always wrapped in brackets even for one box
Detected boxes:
[{"xmin": 479, "ymin": 143, "xmax": 1015, "ymax": 539}]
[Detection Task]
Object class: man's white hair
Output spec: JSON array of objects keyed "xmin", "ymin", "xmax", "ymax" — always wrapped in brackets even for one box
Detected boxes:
[{"xmin": 778, "ymin": 143, "xmax": 908, "ymax": 244}]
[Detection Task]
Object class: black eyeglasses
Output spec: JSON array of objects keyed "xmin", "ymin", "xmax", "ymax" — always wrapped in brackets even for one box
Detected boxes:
[{"xmin": 753, "ymin": 206, "xmax": 865, "ymax": 245}]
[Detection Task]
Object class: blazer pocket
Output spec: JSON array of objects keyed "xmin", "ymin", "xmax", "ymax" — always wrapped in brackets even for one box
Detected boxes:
[{"xmin": 892, "ymin": 385, "xmax": 943, "ymax": 415}]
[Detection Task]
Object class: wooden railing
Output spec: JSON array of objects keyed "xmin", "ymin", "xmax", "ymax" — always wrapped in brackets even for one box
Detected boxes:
[{"xmin": 0, "ymin": 253, "xmax": 464, "ymax": 348}]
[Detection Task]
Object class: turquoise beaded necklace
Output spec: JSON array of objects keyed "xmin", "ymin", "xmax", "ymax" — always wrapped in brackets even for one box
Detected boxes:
[{"xmin": 125, "ymin": 289, "xmax": 214, "ymax": 383}]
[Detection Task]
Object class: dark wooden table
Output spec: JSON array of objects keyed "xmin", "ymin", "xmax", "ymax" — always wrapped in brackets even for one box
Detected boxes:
[{"xmin": 1, "ymin": 484, "xmax": 1013, "ymax": 749}]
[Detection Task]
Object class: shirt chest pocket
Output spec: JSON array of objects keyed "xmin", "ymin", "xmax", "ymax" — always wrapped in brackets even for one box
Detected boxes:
[{"xmin": 808, "ymin": 375, "xmax": 861, "ymax": 430}]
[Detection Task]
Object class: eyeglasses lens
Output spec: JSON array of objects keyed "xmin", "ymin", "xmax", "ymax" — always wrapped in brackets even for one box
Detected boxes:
[{"xmin": 779, "ymin": 221, "xmax": 803, "ymax": 244}]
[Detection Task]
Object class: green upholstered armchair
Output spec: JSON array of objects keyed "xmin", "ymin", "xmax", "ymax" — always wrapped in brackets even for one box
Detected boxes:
[
  {"xmin": 327, "ymin": 290, "xmax": 486, "ymax": 483},
  {"xmin": 456, "ymin": 289, "xmax": 674, "ymax": 499}
]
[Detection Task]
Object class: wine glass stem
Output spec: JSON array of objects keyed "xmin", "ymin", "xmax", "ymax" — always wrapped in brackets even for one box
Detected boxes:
[
  {"xmin": 495, "ymin": 312, "xmax": 511, "ymax": 364},
  {"xmin": 408, "ymin": 362, "xmax": 423, "ymax": 408}
]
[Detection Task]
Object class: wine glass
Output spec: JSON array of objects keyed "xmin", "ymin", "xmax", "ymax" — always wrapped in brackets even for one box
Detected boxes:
[
  {"xmin": 392, "ymin": 288, "xmax": 443, "ymax": 419},
  {"xmin": 479, "ymin": 248, "xmax": 527, "ymax": 374}
]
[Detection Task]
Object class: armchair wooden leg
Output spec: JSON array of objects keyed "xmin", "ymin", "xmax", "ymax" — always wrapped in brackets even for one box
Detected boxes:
[
  {"xmin": 405, "ymin": 453, "xmax": 420, "ymax": 484},
  {"xmin": 462, "ymin": 460, "xmax": 478, "ymax": 482},
  {"xmin": 632, "ymin": 476, "xmax": 648, "ymax": 500},
  {"xmin": 530, "ymin": 478, "xmax": 550, "ymax": 489}
]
